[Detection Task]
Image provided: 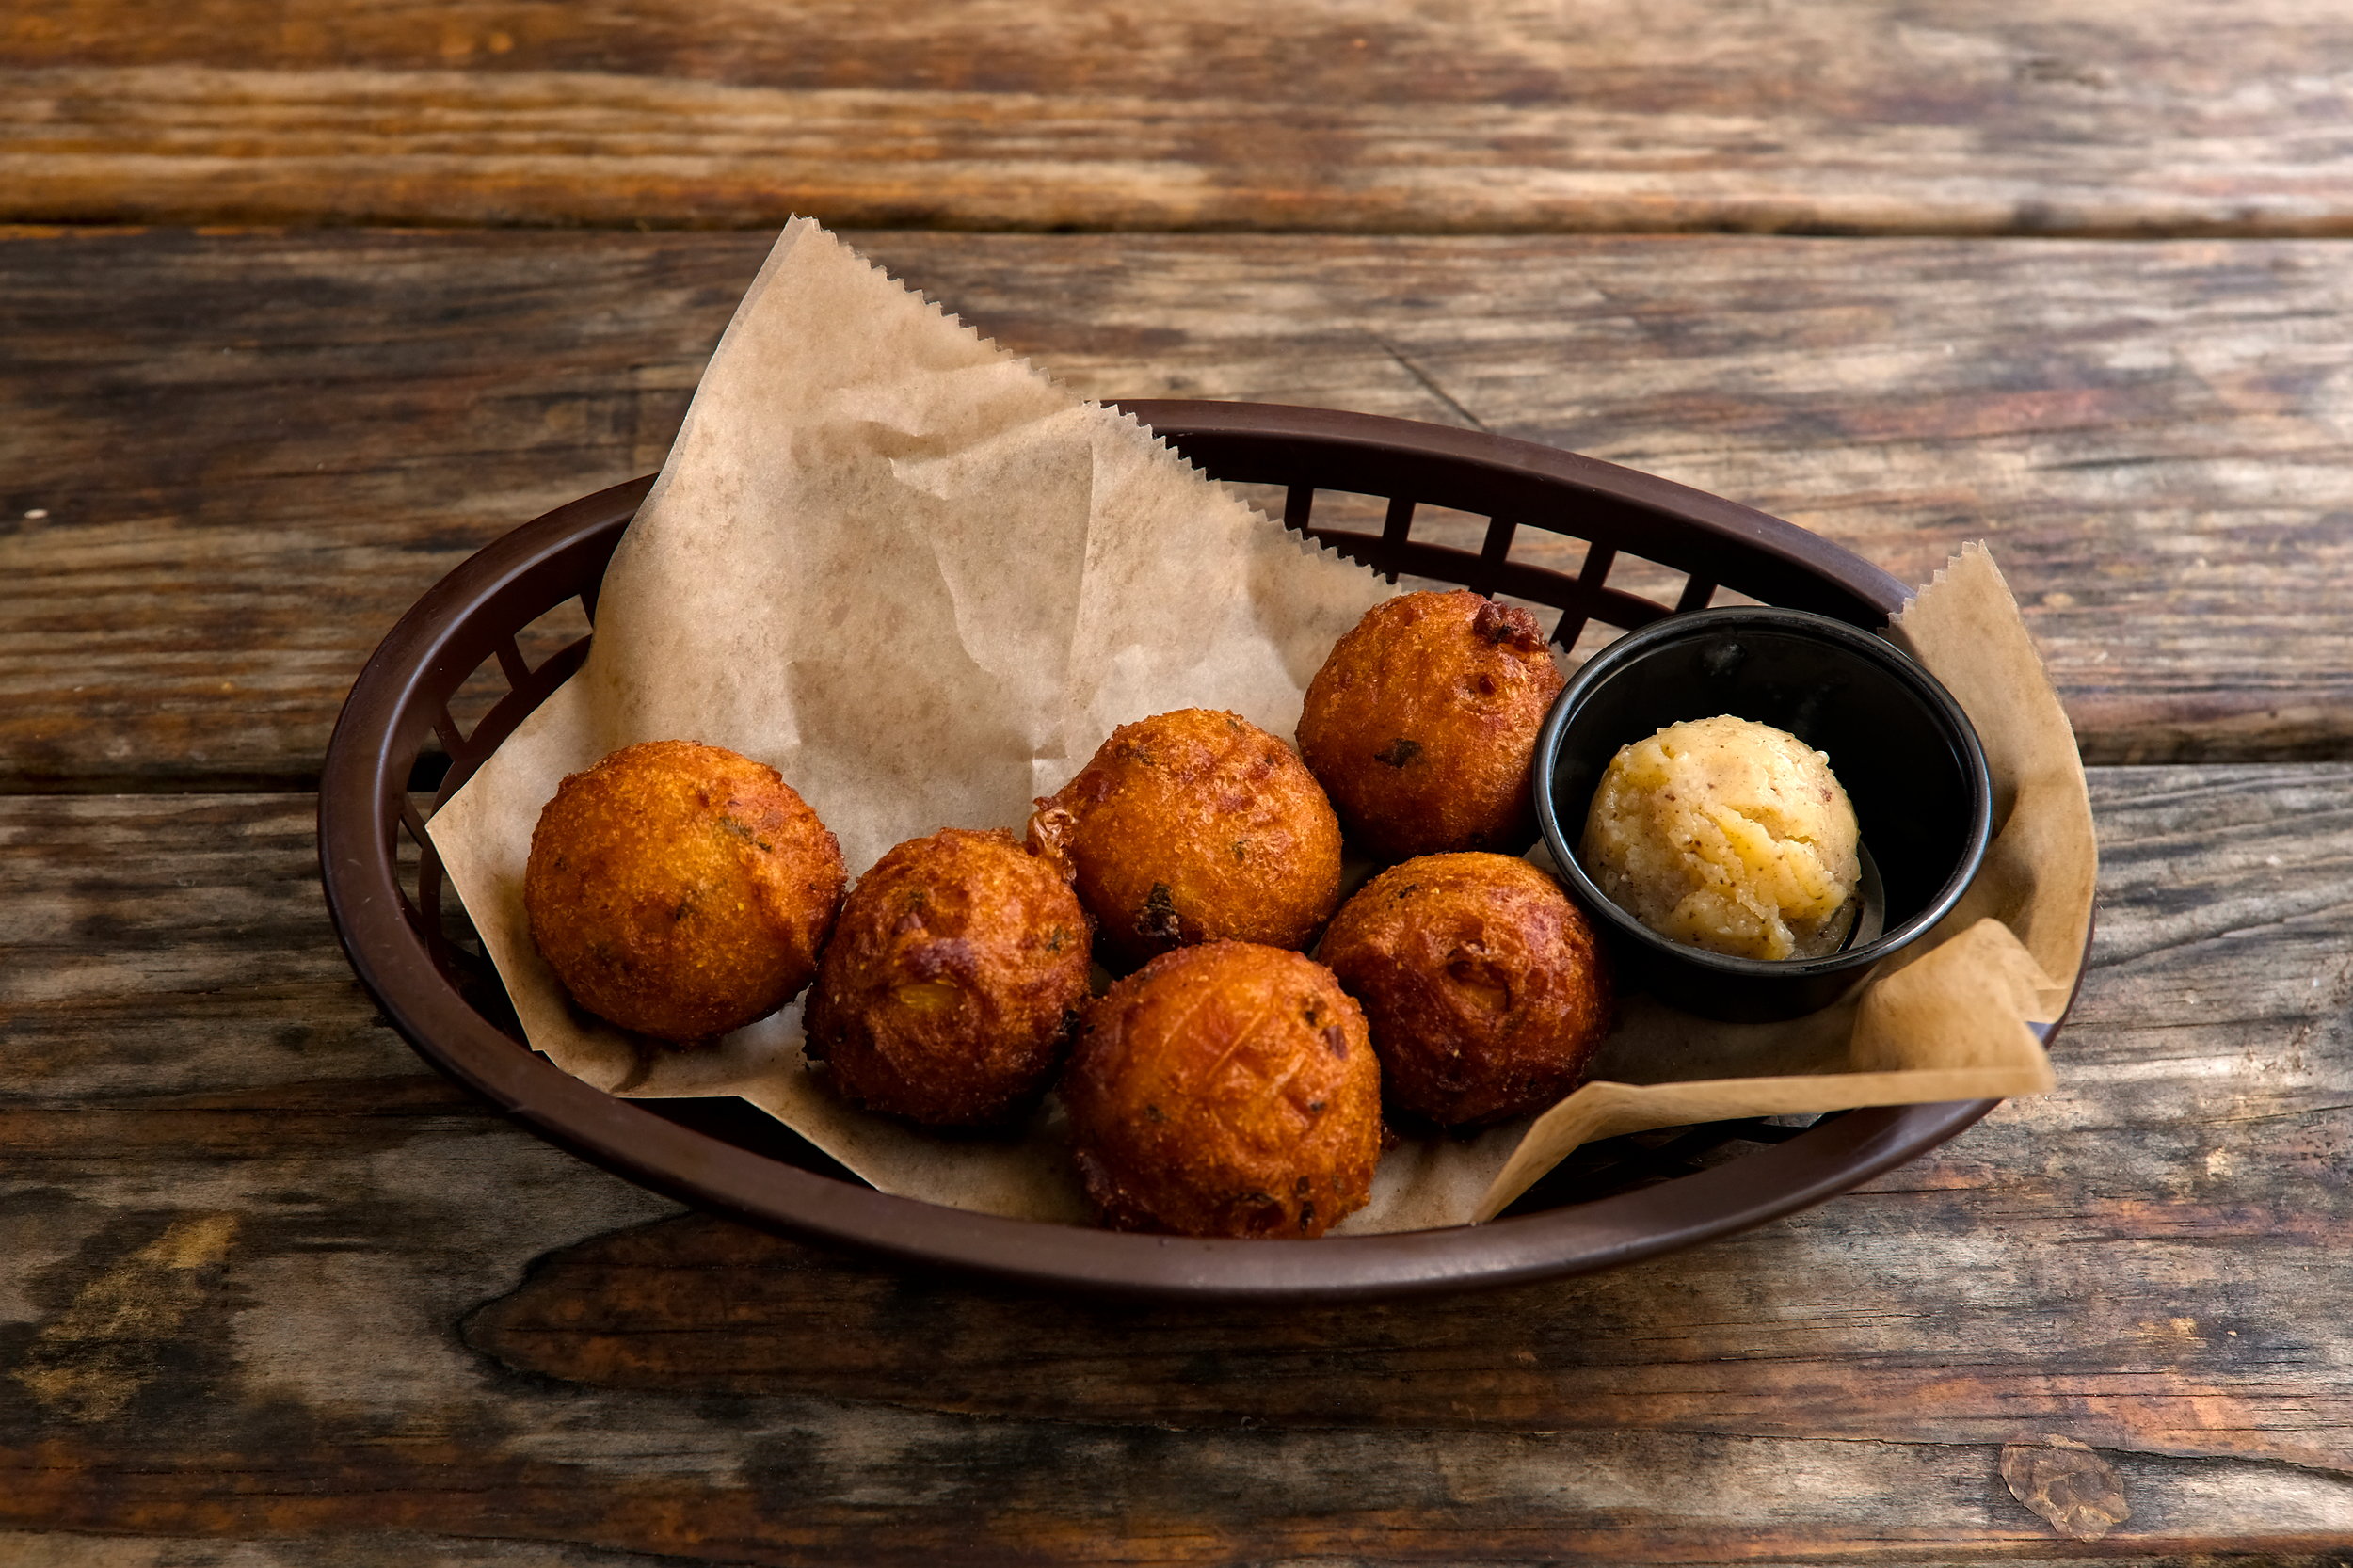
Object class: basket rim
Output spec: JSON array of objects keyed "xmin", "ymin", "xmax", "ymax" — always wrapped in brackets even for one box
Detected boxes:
[{"xmin": 318, "ymin": 399, "xmax": 2074, "ymax": 1301}]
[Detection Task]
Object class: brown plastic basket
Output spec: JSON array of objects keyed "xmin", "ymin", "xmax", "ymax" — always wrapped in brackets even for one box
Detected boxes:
[{"xmin": 318, "ymin": 401, "xmax": 2081, "ymax": 1300}]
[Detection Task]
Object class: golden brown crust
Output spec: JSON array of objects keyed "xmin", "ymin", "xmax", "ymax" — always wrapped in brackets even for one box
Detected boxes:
[
  {"xmin": 1064, "ymin": 941, "xmax": 1382, "ymax": 1239},
  {"xmin": 523, "ymin": 740, "xmax": 846, "ymax": 1042},
  {"xmin": 1318, "ymin": 853, "xmax": 1612, "ymax": 1128},
  {"xmin": 803, "ymin": 827, "xmax": 1093, "ymax": 1127},
  {"xmin": 1028, "ymin": 708, "xmax": 1343, "ymax": 969},
  {"xmin": 1297, "ymin": 590, "xmax": 1567, "ymax": 860}
]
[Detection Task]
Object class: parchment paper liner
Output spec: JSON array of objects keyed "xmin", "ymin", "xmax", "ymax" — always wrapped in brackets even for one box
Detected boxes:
[{"xmin": 430, "ymin": 220, "xmax": 2094, "ymax": 1234}]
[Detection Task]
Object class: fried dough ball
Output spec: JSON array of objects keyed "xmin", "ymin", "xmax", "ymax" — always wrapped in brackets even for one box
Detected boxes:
[
  {"xmin": 803, "ymin": 828, "xmax": 1093, "ymax": 1126},
  {"xmin": 525, "ymin": 740, "xmax": 846, "ymax": 1041},
  {"xmin": 1064, "ymin": 941, "xmax": 1382, "ymax": 1239},
  {"xmin": 1320, "ymin": 854, "xmax": 1613, "ymax": 1128},
  {"xmin": 1298, "ymin": 589, "xmax": 1567, "ymax": 859},
  {"xmin": 1028, "ymin": 709, "xmax": 1343, "ymax": 969},
  {"xmin": 1582, "ymin": 714, "xmax": 1861, "ymax": 961}
]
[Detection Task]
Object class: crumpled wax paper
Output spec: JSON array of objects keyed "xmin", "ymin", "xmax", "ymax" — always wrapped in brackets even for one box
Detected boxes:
[{"xmin": 430, "ymin": 219, "xmax": 2094, "ymax": 1232}]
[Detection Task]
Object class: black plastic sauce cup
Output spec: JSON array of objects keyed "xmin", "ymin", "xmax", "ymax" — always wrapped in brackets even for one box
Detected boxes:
[{"xmin": 1533, "ymin": 607, "xmax": 1993, "ymax": 1023}]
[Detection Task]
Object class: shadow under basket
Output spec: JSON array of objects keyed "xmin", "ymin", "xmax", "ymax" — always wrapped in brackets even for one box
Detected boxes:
[{"xmin": 318, "ymin": 400, "xmax": 2083, "ymax": 1301}]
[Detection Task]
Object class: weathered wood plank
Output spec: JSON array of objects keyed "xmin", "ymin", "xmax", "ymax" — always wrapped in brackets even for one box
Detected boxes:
[
  {"xmin": 0, "ymin": 794, "xmax": 422, "ymax": 1100},
  {"xmin": 2, "ymin": 769, "xmax": 2352, "ymax": 1560},
  {"xmin": 6, "ymin": 227, "xmax": 2353, "ymax": 789},
  {"xmin": 0, "ymin": 1537, "xmax": 692, "ymax": 1568},
  {"xmin": 6, "ymin": 1544, "xmax": 2342, "ymax": 1568},
  {"xmin": 6, "ymin": 0, "xmax": 2353, "ymax": 235},
  {"xmin": 452, "ymin": 766, "xmax": 2353, "ymax": 1474}
]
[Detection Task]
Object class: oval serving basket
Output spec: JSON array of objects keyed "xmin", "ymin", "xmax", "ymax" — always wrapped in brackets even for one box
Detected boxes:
[{"xmin": 319, "ymin": 401, "xmax": 2083, "ymax": 1300}]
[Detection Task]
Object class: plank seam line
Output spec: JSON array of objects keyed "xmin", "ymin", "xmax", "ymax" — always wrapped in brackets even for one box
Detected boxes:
[
  {"xmin": 14, "ymin": 217, "xmax": 2353, "ymax": 242},
  {"xmin": 1499, "ymin": 1430, "xmax": 2353, "ymax": 1483},
  {"xmin": 2206, "ymin": 1099, "xmax": 2353, "ymax": 1125},
  {"xmin": 1364, "ymin": 331, "xmax": 1489, "ymax": 433}
]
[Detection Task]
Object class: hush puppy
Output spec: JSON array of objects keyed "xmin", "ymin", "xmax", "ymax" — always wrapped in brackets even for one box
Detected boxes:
[
  {"xmin": 1297, "ymin": 589, "xmax": 1567, "ymax": 858},
  {"xmin": 1029, "ymin": 709, "xmax": 1343, "ymax": 968},
  {"xmin": 803, "ymin": 828, "xmax": 1093, "ymax": 1126},
  {"xmin": 1319, "ymin": 853, "xmax": 1612, "ymax": 1128},
  {"xmin": 524, "ymin": 740, "xmax": 846, "ymax": 1041},
  {"xmin": 1064, "ymin": 941, "xmax": 1382, "ymax": 1239}
]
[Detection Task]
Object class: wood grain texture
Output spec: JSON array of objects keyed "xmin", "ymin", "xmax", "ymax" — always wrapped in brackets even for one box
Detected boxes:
[
  {"xmin": 469, "ymin": 765, "xmax": 2353, "ymax": 1471},
  {"xmin": 4, "ymin": 767, "xmax": 2353, "ymax": 1560},
  {"xmin": 9, "ymin": 4, "xmax": 2345, "ymax": 1560},
  {"xmin": 6, "ymin": 227, "xmax": 2353, "ymax": 792},
  {"xmin": 0, "ymin": 1540, "xmax": 691, "ymax": 1568},
  {"xmin": 6, "ymin": 0, "xmax": 2353, "ymax": 235}
]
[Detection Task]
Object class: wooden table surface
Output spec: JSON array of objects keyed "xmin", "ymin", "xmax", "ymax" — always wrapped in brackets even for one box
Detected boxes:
[{"xmin": 6, "ymin": 4, "xmax": 2353, "ymax": 1562}]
